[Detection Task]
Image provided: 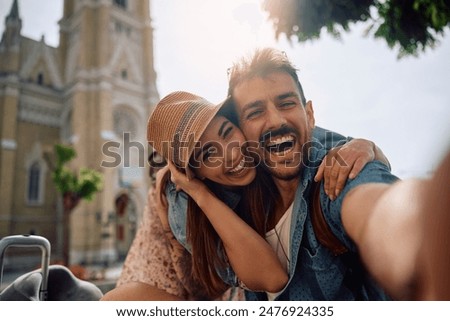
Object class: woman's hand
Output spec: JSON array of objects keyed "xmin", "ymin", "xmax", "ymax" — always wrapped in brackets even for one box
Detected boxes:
[
  {"xmin": 167, "ymin": 162, "xmax": 206, "ymax": 199},
  {"xmin": 315, "ymin": 139, "xmax": 390, "ymax": 200}
]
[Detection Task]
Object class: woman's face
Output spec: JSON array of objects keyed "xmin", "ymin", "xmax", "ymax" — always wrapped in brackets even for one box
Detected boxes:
[{"xmin": 190, "ymin": 115, "xmax": 256, "ymax": 187}]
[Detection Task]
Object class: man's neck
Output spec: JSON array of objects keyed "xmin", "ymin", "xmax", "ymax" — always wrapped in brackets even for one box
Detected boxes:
[
  {"xmin": 267, "ymin": 177, "xmax": 300, "ymax": 230},
  {"xmin": 274, "ymin": 177, "xmax": 299, "ymax": 209}
]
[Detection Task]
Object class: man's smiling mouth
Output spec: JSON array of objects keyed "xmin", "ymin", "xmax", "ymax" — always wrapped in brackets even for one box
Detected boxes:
[{"xmin": 265, "ymin": 135, "xmax": 295, "ymax": 155}]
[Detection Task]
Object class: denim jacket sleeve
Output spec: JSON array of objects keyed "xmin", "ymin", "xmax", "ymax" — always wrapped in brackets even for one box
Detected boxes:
[
  {"xmin": 166, "ymin": 181, "xmax": 192, "ymax": 253},
  {"xmin": 313, "ymin": 126, "xmax": 350, "ymax": 150},
  {"xmin": 320, "ymin": 160, "xmax": 399, "ymax": 251}
]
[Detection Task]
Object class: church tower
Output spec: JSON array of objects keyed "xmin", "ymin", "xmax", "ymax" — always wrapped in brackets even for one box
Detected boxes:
[
  {"xmin": 58, "ymin": 0, "xmax": 159, "ymax": 263},
  {"xmin": 0, "ymin": 0, "xmax": 159, "ymax": 265},
  {"xmin": 0, "ymin": 0, "xmax": 22, "ymax": 236}
]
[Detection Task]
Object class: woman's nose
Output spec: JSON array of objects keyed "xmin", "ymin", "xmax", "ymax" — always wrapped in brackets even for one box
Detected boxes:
[{"xmin": 225, "ymin": 141, "xmax": 242, "ymax": 167}]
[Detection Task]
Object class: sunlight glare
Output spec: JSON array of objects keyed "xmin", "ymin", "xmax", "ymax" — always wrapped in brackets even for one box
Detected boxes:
[{"xmin": 155, "ymin": 0, "xmax": 278, "ymax": 100}]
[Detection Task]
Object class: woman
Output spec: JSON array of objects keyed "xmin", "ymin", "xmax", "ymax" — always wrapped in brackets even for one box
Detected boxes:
[{"xmin": 147, "ymin": 91, "xmax": 390, "ymax": 299}]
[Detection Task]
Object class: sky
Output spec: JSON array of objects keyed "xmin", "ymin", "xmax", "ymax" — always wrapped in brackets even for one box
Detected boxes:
[{"xmin": 0, "ymin": 0, "xmax": 449, "ymax": 179}]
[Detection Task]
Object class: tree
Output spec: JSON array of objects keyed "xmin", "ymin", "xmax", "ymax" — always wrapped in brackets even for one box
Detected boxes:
[
  {"xmin": 263, "ymin": 0, "xmax": 450, "ymax": 57},
  {"xmin": 51, "ymin": 144, "xmax": 103, "ymax": 266}
]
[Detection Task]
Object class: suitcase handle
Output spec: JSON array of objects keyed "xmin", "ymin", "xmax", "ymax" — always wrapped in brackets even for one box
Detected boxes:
[{"xmin": 0, "ymin": 235, "xmax": 51, "ymax": 300}]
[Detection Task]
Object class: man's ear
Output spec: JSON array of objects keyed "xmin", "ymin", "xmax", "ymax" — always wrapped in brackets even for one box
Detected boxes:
[{"xmin": 305, "ymin": 100, "xmax": 315, "ymax": 129}]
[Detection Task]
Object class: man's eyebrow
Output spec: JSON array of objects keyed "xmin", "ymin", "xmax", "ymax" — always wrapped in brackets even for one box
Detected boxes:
[
  {"xmin": 277, "ymin": 91, "xmax": 300, "ymax": 100},
  {"xmin": 241, "ymin": 92, "xmax": 299, "ymax": 112},
  {"xmin": 242, "ymin": 99, "xmax": 264, "ymax": 113},
  {"xmin": 218, "ymin": 120, "xmax": 230, "ymax": 138}
]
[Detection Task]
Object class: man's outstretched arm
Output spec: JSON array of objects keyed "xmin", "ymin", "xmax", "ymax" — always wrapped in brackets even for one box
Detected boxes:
[
  {"xmin": 417, "ymin": 150, "xmax": 450, "ymax": 300},
  {"xmin": 341, "ymin": 179, "xmax": 424, "ymax": 299},
  {"xmin": 341, "ymin": 150, "xmax": 450, "ymax": 299}
]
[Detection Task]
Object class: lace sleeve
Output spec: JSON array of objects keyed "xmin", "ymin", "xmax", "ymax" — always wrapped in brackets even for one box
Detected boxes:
[{"xmin": 116, "ymin": 187, "xmax": 193, "ymax": 299}]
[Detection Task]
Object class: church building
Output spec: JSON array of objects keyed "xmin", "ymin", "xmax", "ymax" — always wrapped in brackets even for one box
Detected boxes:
[{"xmin": 0, "ymin": 0, "xmax": 159, "ymax": 265}]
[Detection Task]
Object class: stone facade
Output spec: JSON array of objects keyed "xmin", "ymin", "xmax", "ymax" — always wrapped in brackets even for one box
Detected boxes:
[{"xmin": 0, "ymin": 0, "xmax": 158, "ymax": 265}]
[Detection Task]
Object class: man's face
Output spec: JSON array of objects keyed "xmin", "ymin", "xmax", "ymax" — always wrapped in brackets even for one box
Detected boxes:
[{"xmin": 232, "ymin": 71, "xmax": 315, "ymax": 180}]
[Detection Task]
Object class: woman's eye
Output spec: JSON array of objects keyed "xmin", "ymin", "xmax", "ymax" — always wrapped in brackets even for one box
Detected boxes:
[
  {"xmin": 203, "ymin": 146, "xmax": 218, "ymax": 161},
  {"xmin": 223, "ymin": 126, "xmax": 232, "ymax": 138}
]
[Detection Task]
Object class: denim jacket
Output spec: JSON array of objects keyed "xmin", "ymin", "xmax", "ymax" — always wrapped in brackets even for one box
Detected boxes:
[{"xmin": 166, "ymin": 127, "xmax": 398, "ymax": 300}]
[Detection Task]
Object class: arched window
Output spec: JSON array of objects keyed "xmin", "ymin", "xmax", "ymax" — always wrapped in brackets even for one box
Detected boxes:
[
  {"xmin": 37, "ymin": 73, "xmax": 44, "ymax": 85},
  {"xmin": 121, "ymin": 69, "xmax": 128, "ymax": 80},
  {"xmin": 28, "ymin": 162, "xmax": 40, "ymax": 202},
  {"xmin": 25, "ymin": 144, "xmax": 47, "ymax": 206},
  {"xmin": 114, "ymin": 0, "xmax": 127, "ymax": 9}
]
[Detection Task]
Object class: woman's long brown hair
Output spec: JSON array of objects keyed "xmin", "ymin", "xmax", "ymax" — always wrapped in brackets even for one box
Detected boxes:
[
  {"xmin": 158, "ymin": 166, "xmax": 278, "ymax": 298},
  {"xmin": 186, "ymin": 167, "xmax": 278, "ymax": 298}
]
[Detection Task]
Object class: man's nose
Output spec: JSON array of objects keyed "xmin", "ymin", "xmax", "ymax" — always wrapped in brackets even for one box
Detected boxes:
[{"xmin": 266, "ymin": 105, "xmax": 287, "ymax": 129}]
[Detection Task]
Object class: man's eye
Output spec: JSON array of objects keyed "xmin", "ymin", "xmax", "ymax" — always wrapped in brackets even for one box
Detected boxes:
[
  {"xmin": 246, "ymin": 110, "xmax": 262, "ymax": 120},
  {"xmin": 279, "ymin": 101, "xmax": 296, "ymax": 108}
]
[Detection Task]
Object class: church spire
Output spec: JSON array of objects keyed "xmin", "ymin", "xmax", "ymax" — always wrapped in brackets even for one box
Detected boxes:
[
  {"xmin": 1, "ymin": 0, "xmax": 22, "ymax": 49},
  {"xmin": 8, "ymin": 0, "xmax": 19, "ymax": 19}
]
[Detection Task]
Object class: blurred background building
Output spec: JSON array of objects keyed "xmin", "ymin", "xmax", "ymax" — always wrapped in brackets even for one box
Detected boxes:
[{"xmin": 0, "ymin": 0, "xmax": 159, "ymax": 267}]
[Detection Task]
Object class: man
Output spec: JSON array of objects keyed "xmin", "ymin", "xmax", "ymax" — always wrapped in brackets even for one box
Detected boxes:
[{"xmin": 225, "ymin": 47, "xmax": 436, "ymax": 300}]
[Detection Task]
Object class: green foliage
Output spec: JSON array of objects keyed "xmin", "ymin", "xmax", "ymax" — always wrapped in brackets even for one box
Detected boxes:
[
  {"xmin": 263, "ymin": 0, "xmax": 450, "ymax": 57},
  {"xmin": 263, "ymin": 0, "xmax": 374, "ymax": 41},
  {"xmin": 54, "ymin": 144, "xmax": 76, "ymax": 167},
  {"xmin": 52, "ymin": 144, "xmax": 103, "ymax": 201},
  {"xmin": 374, "ymin": 0, "xmax": 450, "ymax": 57},
  {"xmin": 76, "ymin": 168, "xmax": 103, "ymax": 201}
]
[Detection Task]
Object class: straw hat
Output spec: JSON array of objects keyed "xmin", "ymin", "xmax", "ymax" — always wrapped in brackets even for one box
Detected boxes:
[{"xmin": 147, "ymin": 91, "xmax": 230, "ymax": 168}]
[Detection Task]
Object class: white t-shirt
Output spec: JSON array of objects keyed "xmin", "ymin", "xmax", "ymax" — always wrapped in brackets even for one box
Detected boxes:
[{"xmin": 265, "ymin": 202, "xmax": 293, "ymax": 300}]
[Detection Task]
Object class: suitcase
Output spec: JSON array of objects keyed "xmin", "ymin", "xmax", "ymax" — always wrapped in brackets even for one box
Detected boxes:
[
  {"xmin": 0, "ymin": 234, "xmax": 102, "ymax": 301},
  {"xmin": 0, "ymin": 235, "xmax": 50, "ymax": 300}
]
